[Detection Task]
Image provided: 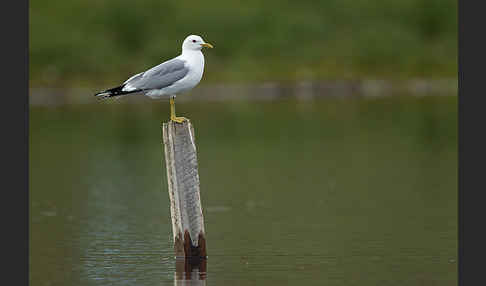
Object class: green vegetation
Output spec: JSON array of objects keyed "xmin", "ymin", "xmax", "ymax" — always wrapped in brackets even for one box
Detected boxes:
[{"xmin": 30, "ymin": 0, "xmax": 457, "ymax": 87}]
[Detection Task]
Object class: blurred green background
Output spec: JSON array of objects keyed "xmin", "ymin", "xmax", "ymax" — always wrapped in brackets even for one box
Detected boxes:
[
  {"xmin": 30, "ymin": 0, "xmax": 457, "ymax": 87},
  {"xmin": 30, "ymin": 1, "xmax": 457, "ymax": 285}
]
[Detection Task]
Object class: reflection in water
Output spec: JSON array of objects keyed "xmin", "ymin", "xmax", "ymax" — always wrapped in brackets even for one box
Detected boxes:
[
  {"xmin": 30, "ymin": 97, "xmax": 457, "ymax": 285},
  {"xmin": 175, "ymin": 258, "xmax": 207, "ymax": 285}
]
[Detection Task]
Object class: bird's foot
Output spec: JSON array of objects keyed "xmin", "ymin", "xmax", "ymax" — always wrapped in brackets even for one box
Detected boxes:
[{"xmin": 170, "ymin": 116, "xmax": 188, "ymax": 123}]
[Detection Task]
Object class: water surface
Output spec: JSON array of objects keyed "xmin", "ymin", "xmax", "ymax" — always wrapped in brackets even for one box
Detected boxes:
[{"xmin": 30, "ymin": 95, "xmax": 457, "ymax": 285}]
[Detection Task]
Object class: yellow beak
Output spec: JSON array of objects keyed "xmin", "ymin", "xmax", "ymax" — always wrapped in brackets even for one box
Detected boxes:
[{"xmin": 201, "ymin": 42, "xmax": 214, "ymax": 48}]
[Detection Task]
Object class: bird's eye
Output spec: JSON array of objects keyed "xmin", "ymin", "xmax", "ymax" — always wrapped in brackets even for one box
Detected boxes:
[{"xmin": 192, "ymin": 39, "xmax": 196, "ymax": 43}]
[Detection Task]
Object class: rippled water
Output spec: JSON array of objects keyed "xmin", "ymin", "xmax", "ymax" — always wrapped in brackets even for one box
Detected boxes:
[{"xmin": 30, "ymin": 95, "xmax": 457, "ymax": 285}]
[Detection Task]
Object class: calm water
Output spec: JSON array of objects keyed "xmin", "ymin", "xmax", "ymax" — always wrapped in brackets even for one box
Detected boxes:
[{"xmin": 30, "ymin": 95, "xmax": 457, "ymax": 285}]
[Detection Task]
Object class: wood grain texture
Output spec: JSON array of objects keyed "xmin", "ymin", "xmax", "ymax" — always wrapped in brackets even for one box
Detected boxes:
[{"xmin": 162, "ymin": 120, "xmax": 207, "ymax": 258}]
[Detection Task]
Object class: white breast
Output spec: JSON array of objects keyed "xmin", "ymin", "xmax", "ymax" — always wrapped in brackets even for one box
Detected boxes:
[{"xmin": 179, "ymin": 51, "xmax": 205, "ymax": 91}]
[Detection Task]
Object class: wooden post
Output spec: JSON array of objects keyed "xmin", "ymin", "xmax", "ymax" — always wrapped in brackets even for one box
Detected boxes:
[
  {"xmin": 162, "ymin": 120, "xmax": 207, "ymax": 259},
  {"xmin": 175, "ymin": 257, "xmax": 207, "ymax": 282}
]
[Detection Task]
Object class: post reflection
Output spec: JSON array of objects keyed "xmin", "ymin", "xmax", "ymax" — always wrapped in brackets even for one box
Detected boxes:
[{"xmin": 174, "ymin": 257, "xmax": 207, "ymax": 285}]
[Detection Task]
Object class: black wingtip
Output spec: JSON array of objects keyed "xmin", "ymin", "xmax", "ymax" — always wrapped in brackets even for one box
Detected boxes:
[
  {"xmin": 94, "ymin": 85, "xmax": 125, "ymax": 99},
  {"xmin": 94, "ymin": 85, "xmax": 143, "ymax": 100}
]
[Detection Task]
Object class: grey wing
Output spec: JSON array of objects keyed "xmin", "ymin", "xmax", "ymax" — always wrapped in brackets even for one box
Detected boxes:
[{"xmin": 123, "ymin": 58, "xmax": 189, "ymax": 91}]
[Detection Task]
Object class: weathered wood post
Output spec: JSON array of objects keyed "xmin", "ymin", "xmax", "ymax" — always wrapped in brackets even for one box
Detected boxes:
[{"xmin": 162, "ymin": 120, "xmax": 207, "ymax": 260}]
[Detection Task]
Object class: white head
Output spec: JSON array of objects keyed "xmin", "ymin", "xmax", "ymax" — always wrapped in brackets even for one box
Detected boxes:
[{"xmin": 182, "ymin": 35, "xmax": 214, "ymax": 52}]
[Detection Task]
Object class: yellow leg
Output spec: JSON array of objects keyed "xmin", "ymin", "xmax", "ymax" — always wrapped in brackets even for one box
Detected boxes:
[{"xmin": 170, "ymin": 97, "xmax": 187, "ymax": 123}]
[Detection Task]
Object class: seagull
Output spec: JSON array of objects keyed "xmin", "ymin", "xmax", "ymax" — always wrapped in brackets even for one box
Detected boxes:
[{"xmin": 94, "ymin": 35, "xmax": 214, "ymax": 123}]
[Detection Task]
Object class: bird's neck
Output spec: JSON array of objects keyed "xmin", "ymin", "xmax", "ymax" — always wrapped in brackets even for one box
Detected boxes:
[
  {"xmin": 181, "ymin": 49, "xmax": 203, "ymax": 58},
  {"xmin": 180, "ymin": 50, "xmax": 204, "ymax": 69}
]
